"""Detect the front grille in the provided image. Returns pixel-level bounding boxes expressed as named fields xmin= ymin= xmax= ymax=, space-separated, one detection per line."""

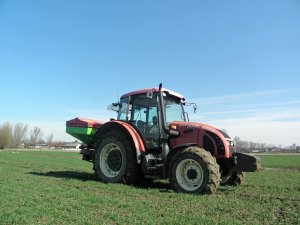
xmin=206 ymin=131 xmax=225 ymax=155
xmin=203 ymin=135 xmax=214 ymax=154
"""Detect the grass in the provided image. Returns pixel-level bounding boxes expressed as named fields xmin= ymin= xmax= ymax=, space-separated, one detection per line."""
xmin=254 ymin=154 xmax=300 ymax=169
xmin=0 ymin=150 xmax=299 ymax=225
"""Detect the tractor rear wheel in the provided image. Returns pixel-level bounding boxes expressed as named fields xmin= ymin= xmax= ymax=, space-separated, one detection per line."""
xmin=94 ymin=132 xmax=138 ymax=184
xmin=169 ymin=146 xmax=220 ymax=194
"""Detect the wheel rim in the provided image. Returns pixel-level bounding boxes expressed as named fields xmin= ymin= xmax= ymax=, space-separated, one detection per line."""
xmin=175 ymin=159 xmax=204 ymax=191
xmin=100 ymin=143 xmax=123 ymax=178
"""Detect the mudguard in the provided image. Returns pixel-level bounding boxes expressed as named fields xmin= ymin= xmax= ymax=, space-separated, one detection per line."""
xmin=92 ymin=121 xmax=146 ymax=163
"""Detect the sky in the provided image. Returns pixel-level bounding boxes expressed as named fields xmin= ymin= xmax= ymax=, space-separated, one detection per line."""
xmin=0 ymin=0 xmax=299 ymax=146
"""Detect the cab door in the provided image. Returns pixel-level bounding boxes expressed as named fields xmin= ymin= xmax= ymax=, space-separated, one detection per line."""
xmin=130 ymin=93 xmax=160 ymax=149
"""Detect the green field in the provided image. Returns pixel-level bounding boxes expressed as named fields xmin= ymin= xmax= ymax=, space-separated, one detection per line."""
xmin=0 ymin=150 xmax=299 ymax=225
xmin=255 ymin=154 xmax=300 ymax=169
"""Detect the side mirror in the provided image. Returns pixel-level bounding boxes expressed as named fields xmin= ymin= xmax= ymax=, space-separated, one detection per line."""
xmin=107 ymin=103 xmax=120 ymax=112
xmin=193 ymin=104 xmax=197 ymax=113
xmin=184 ymin=102 xmax=198 ymax=113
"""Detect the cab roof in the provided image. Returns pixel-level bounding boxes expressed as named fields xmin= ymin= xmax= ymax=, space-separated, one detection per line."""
xmin=120 ymin=88 xmax=185 ymax=100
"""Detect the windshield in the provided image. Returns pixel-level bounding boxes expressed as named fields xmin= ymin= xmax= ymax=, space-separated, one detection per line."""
xmin=164 ymin=96 xmax=186 ymax=123
xmin=118 ymin=94 xmax=186 ymax=123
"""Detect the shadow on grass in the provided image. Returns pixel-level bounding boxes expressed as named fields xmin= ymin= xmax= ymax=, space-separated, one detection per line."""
xmin=28 ymin=171 xmax=95 ymax=182
xmin=135 ymin=179 xmax=173 ymax=193
xmin=28 ymin=171 xmax=173 ymax=192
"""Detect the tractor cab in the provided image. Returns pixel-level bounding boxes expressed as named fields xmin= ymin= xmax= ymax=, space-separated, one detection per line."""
xmin=114 ymin=87 xmax=186 ymax=150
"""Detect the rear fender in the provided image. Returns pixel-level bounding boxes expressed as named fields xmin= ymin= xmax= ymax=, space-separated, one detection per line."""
xmin=92 ymin=121 xmax=146 ymax=164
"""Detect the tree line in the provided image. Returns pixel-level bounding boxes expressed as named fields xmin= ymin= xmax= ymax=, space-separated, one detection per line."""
xmin=0 ymin=122 xmax=53 ymax=149
xmin=233 ymin=136 xmax=299 ymax=153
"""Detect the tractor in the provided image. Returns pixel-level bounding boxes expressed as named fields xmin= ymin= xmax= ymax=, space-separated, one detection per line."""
xmin=66 ymin=84 xmax=259 ymax=194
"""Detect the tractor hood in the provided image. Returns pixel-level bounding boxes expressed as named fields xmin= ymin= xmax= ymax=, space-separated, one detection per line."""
xmin=169 ymin=121 xmax=231 ymax=158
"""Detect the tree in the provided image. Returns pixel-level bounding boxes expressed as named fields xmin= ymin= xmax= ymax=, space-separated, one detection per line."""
xmin=29 ymin=126 xmax=43 ymax=147
xmin=233 ymin=136 xmax=250 ymax=152
xmin=46 ymin=133 xmax=54 ymax=148
xmin=0 ymin=122 xmax=13 ymax=149
xmin=13 ymin=123 xmax=28 ymax=148
xmin=249 ymin=141 xmax=256 ymax=150
xmin=233 ymin=136 xmax=240 ymax=146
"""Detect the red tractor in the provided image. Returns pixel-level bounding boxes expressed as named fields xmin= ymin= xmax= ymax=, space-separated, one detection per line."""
xmin=66 ymin=84 xmax=259 ymax=194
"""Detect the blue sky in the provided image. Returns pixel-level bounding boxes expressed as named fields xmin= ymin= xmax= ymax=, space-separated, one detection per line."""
xmin=0 ymin=0 xmax=299 ymax=145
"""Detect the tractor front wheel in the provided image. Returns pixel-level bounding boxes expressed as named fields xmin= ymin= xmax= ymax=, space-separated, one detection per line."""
xmin=221 ymin=172 xmax=245 ymax=186
xmin=169 ymin=147 xmax=220 ymax=194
